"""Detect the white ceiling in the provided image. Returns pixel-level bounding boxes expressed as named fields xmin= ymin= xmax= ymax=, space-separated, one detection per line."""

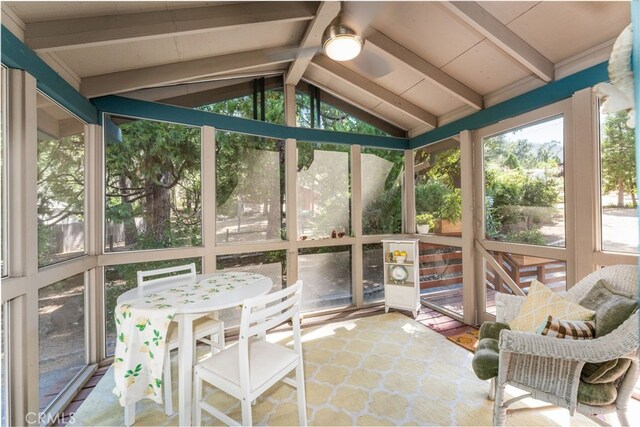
xmin=2 ymin=1 xmax=631 ymax=135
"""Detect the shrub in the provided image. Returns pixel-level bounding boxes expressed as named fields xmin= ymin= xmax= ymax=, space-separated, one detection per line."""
xmin=505 ymin=229 xmax=547 ymax=246
xmin=522 ymin=177 xmax=559 ymax=207
xmin=440 ymin=188 xmax=462 ymax=223
xmin=415 ymin=179 xmax=449 ymax=216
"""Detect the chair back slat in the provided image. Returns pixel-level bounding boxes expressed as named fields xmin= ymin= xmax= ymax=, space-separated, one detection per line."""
xmin=137 ymin=263 xmax=196 ymax=288
xmin=247 ymin=304 xmax=299 ymax=338
xmin=247 ymin=291 xmax=299 ymax=325
xmin=239 ymin=281 xmax=302 ymax=340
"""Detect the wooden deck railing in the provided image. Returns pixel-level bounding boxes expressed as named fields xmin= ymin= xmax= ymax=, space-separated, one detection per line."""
xmin=419 ymin=243 xmax=566 ymax=294
xmin=419 ymin=243 xmax=463 ymax=291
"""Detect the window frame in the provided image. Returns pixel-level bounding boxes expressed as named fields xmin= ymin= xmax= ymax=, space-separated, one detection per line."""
xmin=472 ymin=100 xmax=574 ymax=322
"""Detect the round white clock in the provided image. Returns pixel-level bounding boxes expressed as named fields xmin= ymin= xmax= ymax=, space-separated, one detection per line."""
xmin=390 ymin=265 xmax=408 ymax=283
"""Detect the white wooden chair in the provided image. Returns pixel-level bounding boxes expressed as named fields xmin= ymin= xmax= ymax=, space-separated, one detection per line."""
xmin=193 ymin=280 xmax=306 ymax=426
xmin=126 ymin=263 xmax=225 ymax=422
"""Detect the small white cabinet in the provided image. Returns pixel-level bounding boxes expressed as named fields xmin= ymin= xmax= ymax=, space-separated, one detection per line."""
xmin=382 ymin=239 xmax=421 ymax=318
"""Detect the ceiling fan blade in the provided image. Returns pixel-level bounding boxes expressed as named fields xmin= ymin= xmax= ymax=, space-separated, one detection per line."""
xmin=342 ymin=1 xmax=384 ymax=35
xmin=266 ymin=45 xmax=320 ymax=62
xmin=350 ymin=51 xmax=392 ymax=79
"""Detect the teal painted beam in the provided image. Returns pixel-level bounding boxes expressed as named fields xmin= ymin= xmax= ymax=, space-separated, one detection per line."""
xmin=1 ymin=25 xmax=98 ymax=124
xmin=91 ymin=95 xmax=409 ymax=149
xmin=409 ymin=61 xmax=609 ymax=149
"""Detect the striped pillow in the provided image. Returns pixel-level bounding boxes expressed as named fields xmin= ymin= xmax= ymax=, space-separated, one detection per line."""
xmin=536 ymin=315 xmax=595 ymax=339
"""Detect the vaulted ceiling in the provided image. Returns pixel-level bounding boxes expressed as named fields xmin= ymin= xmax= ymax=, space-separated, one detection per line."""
xmin=2 ymin=1 xmax=630 ymax=136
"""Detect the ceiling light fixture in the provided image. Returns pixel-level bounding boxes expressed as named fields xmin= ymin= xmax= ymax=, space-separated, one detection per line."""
xmin=323 ymin=24 xmax=363 ymax=62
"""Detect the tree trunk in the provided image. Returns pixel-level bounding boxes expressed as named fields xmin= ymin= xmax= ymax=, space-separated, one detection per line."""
xmin=144 ymin=172 xmax=171 ymax=244
xmin=119 ymin=175 xmax=138 ymax=247
xmin=632 ymin=191 xmax=637 ymax=208
xmin=617 ymin=179 xmax=625 ymax=207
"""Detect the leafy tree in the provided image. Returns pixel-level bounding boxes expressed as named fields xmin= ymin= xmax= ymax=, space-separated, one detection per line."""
xmin=601 ymin=111 xmax=637 ymax=207
xmin=37 ymin=133 xmax=85 ymax=264
xmin=201 ymin=90 xmax=286 ymax=241
xmin=415 ymin=147 xmax=462 ymax=226
xmin=361 ymin=147 xmax=404 ymax=234
xmin=105 ymin=119 xmax=202 ymax=250
xmin=296 ymin=92 xmax=388 ymax=136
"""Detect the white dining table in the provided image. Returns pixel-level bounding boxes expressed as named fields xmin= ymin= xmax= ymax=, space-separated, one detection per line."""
xmin=117 ymin=272 xmax=273 ymax=426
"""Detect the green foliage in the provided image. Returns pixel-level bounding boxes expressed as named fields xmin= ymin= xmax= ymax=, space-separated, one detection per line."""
xmin=416 ymin=213 xmax=435 ymax=228
xmin=362 ymin=147 xmax=404 ymax=235
xmin=414 ymin=147 xmax=462 ymax=225
xmin=416 ymin=179 xmax=450 ymax=216
xmin=362 ymin=185 xmax=402 ymax=234
xmin=296 ymin=92 xmax=388 ymax=136
xmin=441 ymin=188 xmax=462 ymax=223
xmin=482 ymin=127 xmax=563 ymax=246
xmin=105 ymin=118 xmax=202 ymax=250
xmin=37 ymin=132 xmax=85 ymax=264
xmin=522 ymin=177 xmax=559 ymax=207
xmin=600 ymin=111 xmax=637 ymax=207
xmin=504 ymin=229 xmax=547 ymax=246
xmin=504 ymin=152 xmax=520 ymax=170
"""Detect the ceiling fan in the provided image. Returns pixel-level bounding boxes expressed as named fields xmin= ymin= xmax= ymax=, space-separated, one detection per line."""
xmin=321 ymin=1 xmax=391 ymax=78
xmin=270 ymin=1 xmax=392 ymax=79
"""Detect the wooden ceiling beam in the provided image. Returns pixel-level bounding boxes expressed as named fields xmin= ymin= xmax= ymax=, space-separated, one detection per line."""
xmin=366 ymin=29 xmax=483 ymax=110
xmin=285 ymin=1 xmax=340 ymax=86
xmin=311 ymin=56 xmax=437 ymax=128
xmin=26 ymin=2 xmax=316 ymax=52
xmin=443 ymin=1 xmax=555 ymax=82
xmin=81 ymin=46 xmax=297 ymax=98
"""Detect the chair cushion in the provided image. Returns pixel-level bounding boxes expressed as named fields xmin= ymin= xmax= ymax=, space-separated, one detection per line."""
xmin=472 ymin=338 xmax=500 ymax=380
xmin=508 ymin=280 xmax=595 ymax=333
xmin=479 ymin=321 xmax=511 ymax=341
xmin=535 ymin=315 xmax=595 ymax=339
xmin=582 ymin=358 xmax=632 ymax=384
xmin=196 ymin=338 xmax=299 ymax=393
xmin=166 ymin=317 xmax=223 ymax=345
xmin=577 ymin=381 xmax=617 ymax=406
xmin=579 ymin=279 xmax=638 ymax=337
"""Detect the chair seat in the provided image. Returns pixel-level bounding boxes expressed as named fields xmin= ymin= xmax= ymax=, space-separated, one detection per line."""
xmin=197 ymin=339 xmax=298 ymax=393
xmin=167 ymin=317 xmax=223 ymax=345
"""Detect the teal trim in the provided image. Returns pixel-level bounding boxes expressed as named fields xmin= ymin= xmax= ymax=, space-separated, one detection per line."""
xmin=91 ymin=95 xmax=409 ymax=149
xmin=409 ymin=61 xmax=609 ymax=149
xmin=1 ymin=25 xmax=98 ymax=124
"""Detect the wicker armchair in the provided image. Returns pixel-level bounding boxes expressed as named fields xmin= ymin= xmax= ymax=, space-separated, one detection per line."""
xmin=491 ymin=265 xmax=639 ymax=427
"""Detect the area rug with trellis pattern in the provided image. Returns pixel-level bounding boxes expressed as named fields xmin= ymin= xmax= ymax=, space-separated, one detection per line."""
xmin=73 ymin=312 xmax=604 ymax=426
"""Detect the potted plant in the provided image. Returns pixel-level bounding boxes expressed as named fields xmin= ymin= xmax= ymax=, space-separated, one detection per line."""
xmin=416 ymin=213 xmax=435 ymax=234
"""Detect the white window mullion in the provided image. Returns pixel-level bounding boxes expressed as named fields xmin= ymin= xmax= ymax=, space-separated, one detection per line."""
xmin=351 ymin=145 xmax=363 ymax=308
xmin=202 ymin=126 xmax=216 ymax=273
xmin=7 ymin=69 xmax=40 ymax=423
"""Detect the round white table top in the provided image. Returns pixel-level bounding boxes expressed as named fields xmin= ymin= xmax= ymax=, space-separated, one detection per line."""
xmin=116 ymin=272 xmax=273 ymax=314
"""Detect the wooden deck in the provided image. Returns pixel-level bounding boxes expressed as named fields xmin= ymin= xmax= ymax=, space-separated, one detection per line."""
xmin=53 ymin=304 xmax=471 ymax=425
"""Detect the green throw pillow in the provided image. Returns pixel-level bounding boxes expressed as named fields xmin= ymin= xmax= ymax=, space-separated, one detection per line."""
xmin=479 ymin=321 xmax=511 ymax=341
xmin=582 ymin=358 xmax=632 ymax=384
xmin=472 ymin=338 xmax=500 ymax=381
xmin=577 ymin=381 xmax=617 ymax=405
xmin=579 ymin=279 xmax=638 ymax=337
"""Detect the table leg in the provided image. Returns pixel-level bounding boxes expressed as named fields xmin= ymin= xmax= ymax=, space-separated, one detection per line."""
xmin=178 ymin=314 xmax=194 ymax=426
xmin=124 ymin=403 xmax=135 ymax=426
